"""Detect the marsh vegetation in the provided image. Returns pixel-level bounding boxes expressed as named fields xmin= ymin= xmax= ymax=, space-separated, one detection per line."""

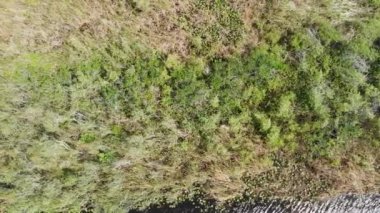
xmin=0 ymin=0 xmax=379 ymax=212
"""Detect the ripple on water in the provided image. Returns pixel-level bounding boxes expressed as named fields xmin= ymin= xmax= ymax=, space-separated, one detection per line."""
xmin=130 ymin=194 xmax=380 ymax=213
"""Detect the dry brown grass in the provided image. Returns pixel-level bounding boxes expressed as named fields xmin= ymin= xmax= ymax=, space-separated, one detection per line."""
xmin=0 ymin=0 xmax=265 ymax=59
xmin=313 ymin=142 xmax=380 ymax=199
xmin=0 ymin=0 xmax=371 ymax=58
xmin=128 ymin=0 xmax=192 ymax=56
xmin=0 ymin=0 xmax=123 ymax=56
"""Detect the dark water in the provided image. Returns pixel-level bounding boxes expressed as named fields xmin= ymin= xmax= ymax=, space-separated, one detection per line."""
xmin=130 ymin=194 xmax=380 ymax=213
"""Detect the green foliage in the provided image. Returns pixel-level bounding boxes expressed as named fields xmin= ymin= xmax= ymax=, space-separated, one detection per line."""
xmin=267 ymin=125 xmax=284 ymax=150
xmin=111 ymin=124 xmax=123 ymax=137
xmin=80 ymin=132 xmax=96 ymax=143
xmin=314 ymin=19 xmax=342 ymax=44
xmin=180 ymin=0 xmax=245 ymax=56
xmin=165 ymin=54 xmax=182 ymax=70
xmin=253 ymin=113 xmax=272 ymax=132
xmin=368 ymin=0 xmax=380 ymax=7
xmin=276 ymin=93 xmax=296 ymax=118
xmin=98 ymin=151 xmax=115 ymax=164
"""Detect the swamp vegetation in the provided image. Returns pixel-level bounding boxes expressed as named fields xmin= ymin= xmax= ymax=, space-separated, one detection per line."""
xmin=0 ymin=0 xmax=379 ymax=212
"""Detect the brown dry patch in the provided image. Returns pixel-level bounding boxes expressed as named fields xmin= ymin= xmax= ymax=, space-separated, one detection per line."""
xmin=128 ymin=0 xmax=192 ymax=57
xmin=0 ymin=0 xmax=363 ymax=59
xmin=231 ymin=140 xmax=379 ymax=201
xmin=228 ymin=0 xmax=265 ymax=44
xmin=0 ymin=0 xmax=265 ymax=59
xmin=0 ymin=0 xmax=182 ymax=57
xmin=310 ymin=142 xmax=380 ymax=199
xmin=208 ymin=168 xmax=244 ymax=201
xmin=0 ymin=0 xmax=127 ymax=57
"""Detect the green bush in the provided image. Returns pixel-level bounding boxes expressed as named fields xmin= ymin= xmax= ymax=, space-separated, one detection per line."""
xmin=98 ymin=151 xmax=115 ymax=164
xmin=80 ymin=132 xmax=96 ymax=143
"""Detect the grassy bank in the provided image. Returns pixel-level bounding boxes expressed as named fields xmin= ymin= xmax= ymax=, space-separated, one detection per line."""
xmin=0 ymin=0 xmax=379 ymax=212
